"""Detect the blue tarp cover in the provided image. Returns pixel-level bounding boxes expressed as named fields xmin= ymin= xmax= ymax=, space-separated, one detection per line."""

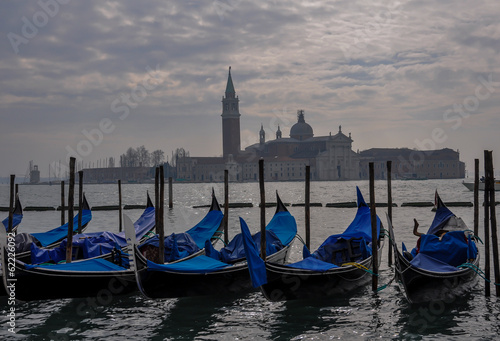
xmin=30 ymin=207 xmax=154 ymax=264
xmin=185 ymin=210 xmax=224 ymax=249
xmin=140 ymin=232 xmax=200 ymax=262
xmin=31 ymin=209 xmax=93 ymax=247
xmin=2 ymin=213 xmax=23 ymax=231
xmin=285 ymin=257 xmax=339 ymax=271
xmin=205 ymin=230 xmax=284 ymax=264
xmin=205 ymin=210 xmax=296 ymax=264
xmin=312 ymin=187 xmax=378 ymax=262
xmin=427 ymin=202 xmax=455 ymax=235
xmin=146 ymin=255 xmax=230 ymax=273
xmin=409 ymin=253 xmax=460 ymax=272
xmin=277 ymin=187 xmax=379 ymax=272
xmin=25 ymin=258 xmax=127 ymax=272
xmin=240 ymin=217 xmax=267 ymax=287
xmin=410 ymin=231 xmax=478 ymax=271
xmin=266 ymin=211 xmax=297 ymax=246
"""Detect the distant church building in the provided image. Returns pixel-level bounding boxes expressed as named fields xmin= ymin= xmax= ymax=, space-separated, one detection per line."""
xmin=176 ymin=68 xmax=465 ymax=182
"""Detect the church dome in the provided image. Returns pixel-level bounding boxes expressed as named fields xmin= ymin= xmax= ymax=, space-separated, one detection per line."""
xmin=290 ymin=110 xmax=313 ymax=140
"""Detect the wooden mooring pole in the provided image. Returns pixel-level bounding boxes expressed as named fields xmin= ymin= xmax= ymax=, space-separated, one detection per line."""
xmin=369 ymin=162 xmax=379 ymax=291
xmin=60 ymin=181 xmax=65 ymax=225
xmin=259 ymin=159 xmax=266 ymax=260
xmin=474 ymin=159 xmax=479 ymax=236
xmin=387 ymin=161 xmax=393 ymax=267
xmin=483 ymin=151 xmax=491 ymax=296
xmin=65 ymin=157 xmax=75 ymax=263
xmin=305 ymin=165 xmax=311 ymax=251
xmin=7 ymin=175 xmax=14 ymax=233
xmin=168 ymin=177 xmax=173 ymax=209
xmin=77 ymin=171 xmax=83 ymax=234
xmin=159 ymin=166 xmax=165 ymax=264
xmin=223 ymin=169 xmax=229 ymax=245
xmin=485 ymin=151 xmax=499 ymax=296
xmin=118 ymin=179 xmax=123 ymax=232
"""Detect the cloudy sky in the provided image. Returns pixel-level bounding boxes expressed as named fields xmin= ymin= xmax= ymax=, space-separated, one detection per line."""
xmin=1 ymin=0 xmax=499 ymax=179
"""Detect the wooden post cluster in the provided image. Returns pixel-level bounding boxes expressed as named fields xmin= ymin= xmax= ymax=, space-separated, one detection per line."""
xmin=154 ymin=167 xmax=165 ymax=264
xmin=483 ymin=152 xmax=491 ymax=296
xmin=369 ymin=162 xmax=379 ymax=291
xmin=65 ymin=157 xmax=75 ymax=263
xmin=484 ymin=151 xmax=499 ymax=296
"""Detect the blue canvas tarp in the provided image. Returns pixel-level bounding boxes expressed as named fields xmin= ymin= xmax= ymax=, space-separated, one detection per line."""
xmin=240 ymin=217 xmax=267 ymax=287
xmin=276 ymin=187 xmax=379 ymax=272
xmin=409 ymin=253 xmax=460 ymax=272
xmin=265 ymin=211 xmax=297 ymax=246
xmin=25 ymin=257 xmax=127 ymax=272
xmin=31 ymin=209 xmax=92 ymax=247
xmin=205 ymin=230 xmax=284 ymax=264
xmin=147 ymin=255 xmax=230 ymax=273
xmin=285 ymin=257 xmax=339 ymax=271
xmin=426 ymin=199 xmax=455 ymax=235
xmin=2 ymin=213 xmax=23 ymax=231
xmin=140 ymin=232 xmax=201 ymax=263
xmin=205 ymin=209 xmax=296 ymax=264
xmin=312 ymin=187 xmax=378 ymax=263
xmin=410 ymin=231 xmax=478 ymax=271
xmin=30 ymin=206 xmax=154 ymax=264
xmin=185 ymin=210 xmax=224 ymax=249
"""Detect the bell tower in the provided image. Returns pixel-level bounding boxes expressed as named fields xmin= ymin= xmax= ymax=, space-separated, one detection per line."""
xmin=221 ymin=67 xmax=241 ymax=159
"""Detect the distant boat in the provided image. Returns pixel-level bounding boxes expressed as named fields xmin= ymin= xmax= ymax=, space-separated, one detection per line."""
xmin=462 ymin=181 xmax=500 ymax=191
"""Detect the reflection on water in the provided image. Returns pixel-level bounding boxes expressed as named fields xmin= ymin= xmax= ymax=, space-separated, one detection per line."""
xmin=1 ymin=179 xmax=499 ymax=339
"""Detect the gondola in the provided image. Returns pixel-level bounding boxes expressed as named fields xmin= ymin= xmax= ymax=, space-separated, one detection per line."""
xmin=127 ymin=192 xmax=297 ymax=299
xmin=2 ymin=194 xmax=23 ymax=233
xmin=27 ymin=193 xmax=155 ymax=265
xmin=241 ymin=186 xmax=383 ymax=301
xmin=387 ymin=191 xmax=480 ymax=304
xmin=1 ymin=192 xmax=223 ymax=301
xmin=14 ymin=194 xmax=92 ymax=263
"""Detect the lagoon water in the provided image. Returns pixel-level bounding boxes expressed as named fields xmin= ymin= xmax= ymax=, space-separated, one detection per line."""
xmin=1 ymin=179 xmax=499 ymax=340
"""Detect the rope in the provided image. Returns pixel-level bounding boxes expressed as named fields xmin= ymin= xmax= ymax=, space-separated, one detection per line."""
xmin=341 ymin=262 xmax=379 ymax=276
xmin=464 ymin=229 xmax=483 ymax=244
xmin=377 ymin=274 xmax=396 ymax=292
xmin=458 ymin=263 xmax=500 ymax=286
xmin=211 ymin=236 xmax=227 ymax=246
xmin=295 ymin=234 xmax=307 ymax=246
xmin=380 ymin=228 xmax=393 ymax=243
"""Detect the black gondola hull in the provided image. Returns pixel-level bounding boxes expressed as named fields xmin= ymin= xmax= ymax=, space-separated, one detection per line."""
xmin=394 ymin=250 xmax=479 ymax=304
xmin=10 ymin=261 xmax=137 ymax=301
xmin=136 ymin=244 xmax=293 ymax=299
xmin=260 ymin=241 xmax=383 ymax=301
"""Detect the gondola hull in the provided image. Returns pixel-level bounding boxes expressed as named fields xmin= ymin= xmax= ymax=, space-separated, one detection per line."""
xmin=260 ymin=241 xmax=384 ymax=301
xmin=393 ymin=249 xmax=479 ymax=304
xmin=9 ymin=261 xmax=137 ymax=301
xmin=136 ymin=243 xmax=294 ymax=299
